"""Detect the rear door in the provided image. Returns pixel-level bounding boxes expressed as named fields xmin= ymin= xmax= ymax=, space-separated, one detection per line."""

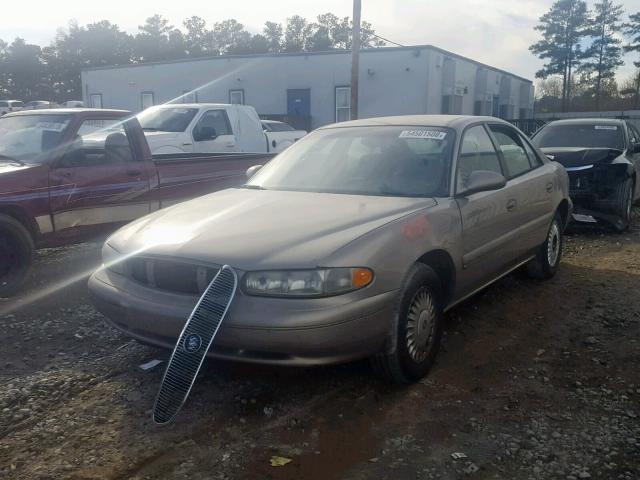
xmin=487 ymin=123 xmax=556 ymax=258
xmin=48 ymin=117 xmax=153 ymax=239
xmin=454 ymin=124 xmax=518 ymax=295
xmin=192 ymin=109 xmax=239 ymax=153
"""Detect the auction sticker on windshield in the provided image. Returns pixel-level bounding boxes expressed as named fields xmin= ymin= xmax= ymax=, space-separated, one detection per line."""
xmin=594 ymin=125 xmax=617 ymax=130
xmin=399 ymin=130 xmax=447 ymax=140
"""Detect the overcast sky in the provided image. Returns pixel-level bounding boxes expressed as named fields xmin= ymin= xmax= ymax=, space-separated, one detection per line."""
xmin=3 ymin=0 xmax=640 ymax=81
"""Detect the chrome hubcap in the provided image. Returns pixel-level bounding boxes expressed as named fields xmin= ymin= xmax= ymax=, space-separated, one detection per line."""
xmin=406 ymin=287 xmax=436 ymax=363
xmin=547 ymin=222 xmax=560 ymax=266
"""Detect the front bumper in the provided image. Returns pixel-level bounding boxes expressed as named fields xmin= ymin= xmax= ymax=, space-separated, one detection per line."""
xmin=89 ymin=268 xmax=397 ymax=366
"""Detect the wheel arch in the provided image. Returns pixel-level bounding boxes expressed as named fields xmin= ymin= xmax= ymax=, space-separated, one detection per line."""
xmin=556 ymin=198 xmax=571 ymax=231
xmin=0 ymin=205 xmax=38 ymax=241
xmin=415 ymin=249 xmax=456 ymax=307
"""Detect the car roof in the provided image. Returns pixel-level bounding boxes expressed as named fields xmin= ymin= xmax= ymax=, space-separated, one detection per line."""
xmin=5 ymin=108 xmax=131 ymax=117
xmin=318 ymin=115 xmax=511 ymax=130
xmin=544 ymin=118 xmax=625 ymax=126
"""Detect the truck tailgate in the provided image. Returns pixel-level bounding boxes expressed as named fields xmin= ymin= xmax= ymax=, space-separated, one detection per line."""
xmin=152 ymin=152 xmax=275 ymax=207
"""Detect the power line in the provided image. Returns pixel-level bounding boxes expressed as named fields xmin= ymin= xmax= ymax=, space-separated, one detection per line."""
xmin=368 ymin=32 xmax=406 ymax=48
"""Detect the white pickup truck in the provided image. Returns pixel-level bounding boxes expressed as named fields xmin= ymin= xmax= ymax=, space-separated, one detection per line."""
xmin=138 ymin=104 xmax=306 ymax=154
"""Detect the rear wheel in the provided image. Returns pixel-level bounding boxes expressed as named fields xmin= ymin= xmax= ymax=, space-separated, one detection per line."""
xmin=0 ymin=214 xmax=34 ymax=297
xmin=612 ymin=178 xmax=634 ymax=232
xmin=526 ymin=213 xmax=563 ymax=280
xmin=370 ymin=264 xmax=444 ymax=384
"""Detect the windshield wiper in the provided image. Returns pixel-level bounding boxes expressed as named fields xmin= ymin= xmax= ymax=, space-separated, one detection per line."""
xmin=0 ymin=154 xmax=25 ymax=166
xmin=142 ymin=127 xmax=160 ymax=131
xmin=240 ymin=184 xmax=266 ymax=190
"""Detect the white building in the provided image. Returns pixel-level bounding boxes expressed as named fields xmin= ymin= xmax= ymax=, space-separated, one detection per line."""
xmin=81 ymin=45 xmax=533 ymax=130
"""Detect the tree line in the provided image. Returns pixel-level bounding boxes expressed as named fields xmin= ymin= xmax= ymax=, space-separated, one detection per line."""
xmin=530 ymin=0 xmax=640 ymax=113
xmin=0 ymin=13 xmax=385 ymax=102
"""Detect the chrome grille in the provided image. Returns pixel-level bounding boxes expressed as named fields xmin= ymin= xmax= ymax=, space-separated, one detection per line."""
xmin=153 ymin=265 xmax=237 ymax=425
xmin=125 ymin=257 xmax=219 ymax=295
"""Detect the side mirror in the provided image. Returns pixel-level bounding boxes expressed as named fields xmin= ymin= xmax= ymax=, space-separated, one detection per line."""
xmin=461 ymin=170 xmax=506 ymax=195
xmin=632 ymin=142 xmax=640 ymax=154
xmin=194 ymin=126 xmax=217 ymax=142
xmin=246 ymin=164 xmax=263 ymax=179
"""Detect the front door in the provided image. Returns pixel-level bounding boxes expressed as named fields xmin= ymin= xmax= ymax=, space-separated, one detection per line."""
xmin=454 ymin=124 xmax=517 ymax=297
xmin=192 ymin=109 xmax=238 ymax=153
xmin=48 ymin=118 xmax=153 ymax=240
xmin=287 ymin=89 xmax=311 ymax=119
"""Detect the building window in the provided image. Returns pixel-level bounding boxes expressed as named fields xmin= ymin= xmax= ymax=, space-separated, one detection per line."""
xmin=141 ymin=92 xmax=154 ymax=110
xmin=89 ymin=94 xmax=103 ymax=109
xmin=182 ymin=90 xmax=198 ymax=103
xmin=335 ymin=86 xmax=351 ymax=122
xmin=229 ymin=90 xmax=245 ymax=105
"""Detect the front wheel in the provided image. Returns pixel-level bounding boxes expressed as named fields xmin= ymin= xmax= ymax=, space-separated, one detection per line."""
xmin=612 ymin=178 xmax=634 ymax=232
xmin=370 ymin=264 xmax=444 ymax=384
xmin=0 ymin=214 xmax=34 ymax=297
xmin=526 ymin=213 xmax=563 ymax=280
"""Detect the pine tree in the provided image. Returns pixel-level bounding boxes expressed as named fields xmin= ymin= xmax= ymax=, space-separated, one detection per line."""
xmin=530 ymin=0 xmax=590 ymax=112
xmin=580 ymin=0 xmax=624 ymax=110
xmin=624 ymin=11 xmax=640 ymax=108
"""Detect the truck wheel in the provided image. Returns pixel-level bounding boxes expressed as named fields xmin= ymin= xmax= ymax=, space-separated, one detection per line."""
xmin=526 ymin=213 xmax=562 ymax=280
xmin=370 ymin=264 xmax=444 ymax=384
xmin=612 ymin=178 xmax=633 ymax=232
xmin=0 ymin=214 xmax=34 ymax=297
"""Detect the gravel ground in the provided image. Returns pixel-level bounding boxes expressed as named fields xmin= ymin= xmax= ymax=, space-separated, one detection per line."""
xmin=0 ymin=214 xmax=639 ymax=480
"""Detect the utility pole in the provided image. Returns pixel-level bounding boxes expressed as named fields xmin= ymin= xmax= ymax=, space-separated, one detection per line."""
xmin=351 ymin=0 xmax=361 ymax=120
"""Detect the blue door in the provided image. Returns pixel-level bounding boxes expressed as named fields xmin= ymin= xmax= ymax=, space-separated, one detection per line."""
xmin=287 ymin=89 xmax=311 ymax=117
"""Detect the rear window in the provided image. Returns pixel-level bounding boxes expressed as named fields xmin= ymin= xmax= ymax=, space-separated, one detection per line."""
xmin=267 ymin=122 xmax=295 ymax=132
xmin=532 ymin=123 xmax=625 ymax=150
xmin=137 ymin=107 xmax=199 ymax=133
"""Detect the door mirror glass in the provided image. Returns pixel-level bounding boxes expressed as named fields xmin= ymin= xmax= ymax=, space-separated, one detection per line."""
xmin=194 ymin=126 xmax=217 ymax=142
xmin=461 ymin=170 xmax=506 ymax=195
xmin=246 ymin=164 xmax=263 ymax=179
xmin=633 ymin=142 xmax=640 ymax=154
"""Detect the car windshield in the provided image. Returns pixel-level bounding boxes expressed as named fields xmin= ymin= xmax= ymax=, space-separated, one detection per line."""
xmin=138 ymin=107 xmax=199 ymax=132
xmin=247 ymin=126 xmax=454 ymax=197
xmin=0 ymin=114 xmax=71 ymax=163
xmin=532 ymin=123 xmax=625 ymax=150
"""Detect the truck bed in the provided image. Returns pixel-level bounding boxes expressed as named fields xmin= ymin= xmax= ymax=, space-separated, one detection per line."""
xmin=152 ymin=152 xmax=275 ymax=208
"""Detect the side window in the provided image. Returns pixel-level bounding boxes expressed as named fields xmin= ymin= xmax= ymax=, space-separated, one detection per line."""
xmin=193 ymin=110 xmax=232 ymax=141
xmin=457 ymin=125 xmax=503 ymax=192
xmin=489 ymin=125 xmax=532 ymax=178
xmin=62 ymin=119 xmax=134 ymax=167
xmin=518 ymin=133 xmax=542 ymax=167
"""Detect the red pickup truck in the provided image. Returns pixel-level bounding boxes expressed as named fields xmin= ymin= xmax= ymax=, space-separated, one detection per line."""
xmin=0 ymin=109 xmax=274 ymax=295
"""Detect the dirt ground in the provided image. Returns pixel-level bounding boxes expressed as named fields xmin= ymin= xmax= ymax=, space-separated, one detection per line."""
xmin=1 ymin=214 xmax=639 ymax=480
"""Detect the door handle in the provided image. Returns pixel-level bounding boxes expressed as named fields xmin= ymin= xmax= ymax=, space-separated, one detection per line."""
xmin=546 ymin=182 xmax=554 ymax=193
xmin=182 ymin=142 xmax=193 ymax=146
xmin=225 ymin=142 xmax=236 ymax=148
xmin=126 ymin=169 xmax=142 ymax=177
xmin=506 ymin=199 xmax=517 ymax=212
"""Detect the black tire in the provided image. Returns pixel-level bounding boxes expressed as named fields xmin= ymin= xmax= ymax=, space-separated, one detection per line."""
xmin=370 ymin=264 xmax=444 ymax=384
xmin=526 ymin=213 xmax=563 ymax=280
xmin=0 ymin=214 xmax=34 ymax=297
xmin=611 ymin=178 xmax=634 ymax=232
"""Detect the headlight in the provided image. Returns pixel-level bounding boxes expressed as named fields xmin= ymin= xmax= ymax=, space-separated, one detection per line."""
xmin=243 ymin=268 xmax=374 ymax=297
xmin=102 ymin=243 xmax=126 ymax=275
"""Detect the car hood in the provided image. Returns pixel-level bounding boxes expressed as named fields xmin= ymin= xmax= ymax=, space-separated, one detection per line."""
xmin=0 ymin=161 xmax=42 ymax=195
xmin=540 ymin=147 xmax=624 ymax=169
xmin=108 ymin=188 xmax=437 ymax=270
